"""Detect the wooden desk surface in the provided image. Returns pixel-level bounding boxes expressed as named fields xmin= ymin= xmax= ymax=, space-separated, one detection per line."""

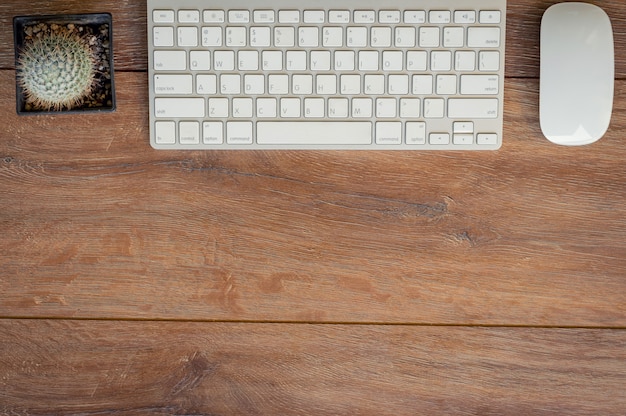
xmin=1 ymin=1 xmax=624 ymax=414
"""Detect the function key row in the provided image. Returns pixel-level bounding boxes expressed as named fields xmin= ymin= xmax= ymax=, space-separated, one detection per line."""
xmin=153 ymin=9 xmax=501 ymax=25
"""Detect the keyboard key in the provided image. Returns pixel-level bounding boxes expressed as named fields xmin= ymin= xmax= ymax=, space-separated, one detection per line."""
xmin=329 ymin=10 xmax=350 ymax=23
xmin=208 ymin=98 xmax=229 ymax=117
xmin=154 ymin=74 xmax=192 ymax=95
xmin=244 ymin=74 xmax=264 ymax=94
xmin=263 ymin=50 xmax=283 ymax=70
xmin=268 ymin=74 xmax=288 ymax=94
xmin=287 ymin=51 xmax=307 ymax=70
xmin=274 ymin=27 xmax=295 ymax=47
xmin=335 ymin=51 xmax=355 ymax=71
xmin=468 ymin=27 xmax=501 ymax=47
xmin=364 ymin=74 xmax=385 ymax=94
xmin=233 ymin=98 xmax=253 ymax=117
xmin=479 ymin=51 xmax=500 ymax=71
xmin=436 ymin=74 xmax=457 ymax=95
xmin=328 ymin=98 xmax=349 ymax=118
xmin=177 ymin=27 xmax=198 ymax=47
xmin=304 ymin=10 xmax=325 ymax=23
xmin=454 ymin=11 xmax=476 ymax=24
xmin=214 ymin=51 xmax=235 ymax=70
xmin=299 ymin=27 xmax=319 ymax=47
xmin=323 ymin=27 xmax=343 ymax=47
xmin=455 ymin=51 xmax=476 ymax=71
xmin=429 ymin=11 xmax=451 ymax=24
xmin=352 ymin=98 xmax=373 ymax=117
xmin=376 ymin=98 xmax=397 ymax=118
xmin=395 ymin=27 xmax=416 ymax=47
xmin=178 ymin=10 xmax=200 ymax=23
xmin=454 ymin=122 xmax=474 ymax=133
xmin=359 ymin=51 xmax=379 ymax=71
xmin=226 ymin=27 xmax=247 ymax=47
xmin=202 ymin=27 xmax=222 ymax=47
xmin=279 ymin=10 xmax=300 ymax=23
xmin=153 ymin=50 xmax=186 ymax=70
xmin=404 ymin=10 xmax=426 ymax=24
xmin=382 ymin=51 xmax=403 ymax=71
xmin=280 ymin=98 xmax=301 ymax=118
xmin=431 ymin=51 xmax=452 ymax=71
xmin=424 ymin=98 xmax=445 ymax=118
xmin=448 ymin=99 xmax=499 ymax=118
xmin=460 ymin=75 xmax=499 ymax=95
xmin=227 ymin=122 xmax=253 ymax=144
xmin=179 ymin=121 xmax=200 ymax=144
xmin=400 ymin=99 xmax=420 ymax=117
xmin=155 ymin=121 xmax=176 ymax=144
xmin=250 ymin=27 xmax=271 ymax=47
xmin=203 ymin=122 xmax=224 ymax=144
xmin=480 ymin=11 xmax=501 ymax=24
xmin=371 ymin=27 xmax=392 ymax=47
xmin=376 ymin=122 xmax=402 ymax=144
xmin=453 ymin=134 xmax=474 ymax=145
xmin=347 ymin=27 xmax=368 ymax=47
xmin=419 ymin=27 xmax=440 ymax=47
xmin=257 ymin=98 xmax=277 ymax=117
xmin=406 ymin=122 xmax=426 ymax=144
xmin=412 ymin=75 xmax=433 ymax=95
xmin=190 ymin=51 xmax=211 ymax=70
xmin=477 ymin=133 xmax=499 ymax=145
xmin=257 ymin=122 xmax=372 ymax=145
xmin=153 ymin=10 xmax=174 ymax=23
xmin=340 ymin=74 xmax=360 ymax=94
xmin=203 ymin=10 xmax=225 ymax=23
xmin=444 ymin=27 xmax=464 ymax=48
xmin=305 ymin=98 xmax=325 ymax=118
xmin=292 ymin=74 xmax=312 ymax=95
xmin=238 ymin=50 xmax=259 ymax=71
xmin=155 ymin=98 xmax=205 ymax=118
xmin=354 ymin=10 xmax=375 ymax=23
xmin=228 ymin=10 xmax=250 ymax=23
xmin=253 ymin=10 xmax=275 ymax=23
xmin=379 ymin=11 xmax=401 ymax=24
xmin=389 ymin=75 xmax=409 ymax=95
xmin=153 ymin=27 xmax=174 ymax=47
xmin=197 ymin=74 xmax=217 ymax=94
xmin=430 ymin=133 xmax=450 ymax=145
xmin=311 ymin=51 xmax=331 ymax=70
xmin=317 ymin=74 xmax=337 ymax=94
xmin=407 ymin=51 xmax=428 ymax=71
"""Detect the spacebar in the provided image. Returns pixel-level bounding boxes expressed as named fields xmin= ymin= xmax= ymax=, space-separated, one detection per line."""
xmin=257 ymin=122 xmax=372 ymax=145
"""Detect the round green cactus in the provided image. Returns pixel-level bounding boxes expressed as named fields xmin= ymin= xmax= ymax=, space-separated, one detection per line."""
xmin=17 ymin=31 xmax=97 ymax=111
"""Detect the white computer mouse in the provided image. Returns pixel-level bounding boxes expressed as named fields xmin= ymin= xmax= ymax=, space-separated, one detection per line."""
xmin=540 ymin=2 xmax=614 ymax=146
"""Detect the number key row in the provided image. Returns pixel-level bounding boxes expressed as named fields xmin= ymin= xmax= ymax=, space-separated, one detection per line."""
xmin=153 ymin=25 xmax=501 ymax=49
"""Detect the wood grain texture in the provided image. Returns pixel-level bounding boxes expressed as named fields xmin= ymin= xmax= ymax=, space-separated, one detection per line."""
xmin=1 ymin=73 xmax=625 ymax=325
xmin=0 ymin=1 xmax=625 ymax=413
xmin=1 ymin=320 xmax=625 ymax=415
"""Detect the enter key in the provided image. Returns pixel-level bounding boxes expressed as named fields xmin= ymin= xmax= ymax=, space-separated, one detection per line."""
xmin=460 ymin=75 xmax=500 ymax=95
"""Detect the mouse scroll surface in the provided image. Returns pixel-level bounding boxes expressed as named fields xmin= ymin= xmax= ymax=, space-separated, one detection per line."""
xmin=540 ymin=3 xmax=614 ymax=146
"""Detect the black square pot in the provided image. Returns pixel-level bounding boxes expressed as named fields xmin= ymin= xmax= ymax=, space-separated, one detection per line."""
xmin=13 ymin=13 xmax=116 ymax=114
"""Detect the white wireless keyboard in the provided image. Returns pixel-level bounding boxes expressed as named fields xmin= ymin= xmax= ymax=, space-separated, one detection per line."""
xmin=148 ymin=0 xmax=506 ymax=150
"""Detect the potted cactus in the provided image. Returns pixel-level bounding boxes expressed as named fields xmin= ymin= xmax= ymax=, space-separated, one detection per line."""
xmin=13 ymin=13 xmax=115 ymax=114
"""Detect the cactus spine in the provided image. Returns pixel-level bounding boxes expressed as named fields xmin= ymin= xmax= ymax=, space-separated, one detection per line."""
xmin=17 ymin=30 xmax=97 ymax=111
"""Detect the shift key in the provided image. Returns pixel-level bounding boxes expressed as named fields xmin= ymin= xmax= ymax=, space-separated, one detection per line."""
xmin=155 ymin=98 xmax=205 ymax=118
xmin=448 ymin=98 xmax=498 ymax=119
